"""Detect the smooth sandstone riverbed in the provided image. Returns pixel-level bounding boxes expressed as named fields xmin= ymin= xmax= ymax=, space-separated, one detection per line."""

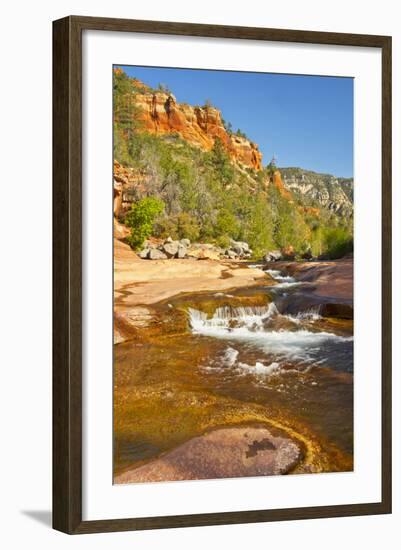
xmin=114 ymin=239 xmax=267 ymax=307
xmin=113 ymin=239 xmax=354 ymax=482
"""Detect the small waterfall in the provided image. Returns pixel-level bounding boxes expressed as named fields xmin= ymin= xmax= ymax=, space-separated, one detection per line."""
xmin=188 ymin=299 xmax=352 ymax=364
xmin=285 ymin=305 xmax=323 ymax=323
xmin=188 ymin=303 xmax=278 ymax=332
xmin=265 ymin=269 xmax=296 ymax=283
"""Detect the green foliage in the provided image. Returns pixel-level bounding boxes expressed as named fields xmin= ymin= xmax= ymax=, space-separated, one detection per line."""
xmin=206 ymin=138 xmax=235 ymax=186
xmin=235 ymin=128 xmax=248 ymax=139
xmin=214 ymin=209 xmax=240 ymax=241
xmin=113 ymin=69 xmax=143 ymax=165
xmin=155 ymin=212 xmax=200 ymax=242
xmin=241 ymin=193 xmax=276 ymax=258
xmin=322 ymin=226 xmax=353 ymax=259
xmin=221 ymin=118 xmax=233 ymax=134
xmin=125 ymin=197 xmax=165 ymax=250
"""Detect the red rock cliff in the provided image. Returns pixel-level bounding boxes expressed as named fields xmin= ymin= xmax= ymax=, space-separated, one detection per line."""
xmin=132 ymin=84 xmax=263 ymax=170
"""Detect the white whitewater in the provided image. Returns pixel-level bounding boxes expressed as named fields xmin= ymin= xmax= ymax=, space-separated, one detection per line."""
xmin=188 ymin=304 xmax=351 ymax=350
xmin=188 ymin=289 xmax=352 ymax=373
xmin=188 ymin=303 xmax=278 ymax=331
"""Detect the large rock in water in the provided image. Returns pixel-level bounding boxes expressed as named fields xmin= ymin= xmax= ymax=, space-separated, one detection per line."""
xmin=114 ymin=425 xmax=302 ymax=483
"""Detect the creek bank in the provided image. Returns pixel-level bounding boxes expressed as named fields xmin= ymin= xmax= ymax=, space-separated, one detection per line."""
xmin=138 ymin=236 xmax=253 ymax=261
xmin=264 ymin=258 xmax=353 ymax=320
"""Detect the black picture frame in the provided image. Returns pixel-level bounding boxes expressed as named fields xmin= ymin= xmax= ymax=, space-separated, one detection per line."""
xmin=53 ymin=15 xmax=392 ymax=534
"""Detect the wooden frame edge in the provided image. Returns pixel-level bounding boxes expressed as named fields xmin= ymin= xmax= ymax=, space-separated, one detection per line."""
xmin=52 ymin=15 xmax=392 ymax=534
xmin=53 ymin=16 xmax=82 ymax=534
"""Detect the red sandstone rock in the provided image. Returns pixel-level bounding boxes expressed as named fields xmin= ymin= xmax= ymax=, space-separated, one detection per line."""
xmin=133 ymin=87 xmax=262 ymax=170
xmin=114 ymin=425 xmax=302 ymax=483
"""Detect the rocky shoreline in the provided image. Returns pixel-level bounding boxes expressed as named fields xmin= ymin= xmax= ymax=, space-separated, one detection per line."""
xmin=138 ymin=236 xmax=254 ymax=261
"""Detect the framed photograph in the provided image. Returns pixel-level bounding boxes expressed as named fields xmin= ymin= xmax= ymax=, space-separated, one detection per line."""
xmin=53 ymin=16 xmax=392 ymax=534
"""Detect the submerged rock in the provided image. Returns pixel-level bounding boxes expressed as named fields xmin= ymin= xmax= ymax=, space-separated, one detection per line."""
xmin=114 ymin=425 xmax=302 ymax=483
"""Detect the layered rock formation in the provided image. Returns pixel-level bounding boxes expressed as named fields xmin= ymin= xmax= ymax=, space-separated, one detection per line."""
xmin=280 ymin=167 xmax=353 ymax=216
xmin=113 ymin=160 xmax=150 ymax=218
xmin=132 ymin=84 xmax=262 ymax=170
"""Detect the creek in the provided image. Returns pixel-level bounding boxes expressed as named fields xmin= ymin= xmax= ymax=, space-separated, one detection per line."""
xmin=114 ymin=264 xmax=353 ymax=478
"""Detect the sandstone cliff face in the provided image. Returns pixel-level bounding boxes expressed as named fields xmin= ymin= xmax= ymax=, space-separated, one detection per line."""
xmin=133 ymin=89 xmax=262 ymax=170
xmin=114 ymin=160 xmax=150 ymax=217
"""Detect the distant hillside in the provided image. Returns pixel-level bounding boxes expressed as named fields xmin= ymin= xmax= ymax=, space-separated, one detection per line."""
xmin=279 ymin=167 xmax=353 ymax=217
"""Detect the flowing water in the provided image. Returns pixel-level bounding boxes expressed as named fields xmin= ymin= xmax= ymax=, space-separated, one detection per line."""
xmin=114 ymin=265 xmax=354 ymax=476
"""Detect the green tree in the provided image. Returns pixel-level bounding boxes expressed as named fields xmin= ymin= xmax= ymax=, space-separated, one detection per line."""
xmin=113 ymin=69 xmax=143 ymax=164
xmin=241 ymin=193 xmax=275 ymax=258
xmin=155 ymin=212 xmax=200 ymax=241
xmin=125 ymin=197 xmax=165 ymax=250
xmin=215 ymin=209 xmax=240 ymax=241
xmin=323 ymin=226 xmax=353 ymax=259
xmin=207 ymin=138 xmax=234 ymax=186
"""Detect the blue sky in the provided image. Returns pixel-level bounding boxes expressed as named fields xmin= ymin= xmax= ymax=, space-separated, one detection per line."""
xmin=117 ymin=65 xmax=353 ymax=178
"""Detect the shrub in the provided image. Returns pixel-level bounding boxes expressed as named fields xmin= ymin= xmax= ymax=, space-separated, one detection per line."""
xmin=154 ymin=212 xmax=200 ymax=242
xmin=323 ymin=227 xmax=353 ymax=259
xmin=214 ymin=209 xmax=239 ymax=240
xmin=125 ymin=197 xmax=165 ymax=250
xmin=215 ymin=235 xmax=231 ymax=249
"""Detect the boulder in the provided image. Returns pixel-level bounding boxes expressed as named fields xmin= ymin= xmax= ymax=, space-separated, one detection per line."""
xmin=165 ymin=236 xmax=173 ymax=243
xmin=138 ymin=248 xmax=150 ymax=259
xmin=187 ymin=246 xmax=221 ymax=260
xmin=282 ymin=246 xmax=296 ymax=260
xmin=227 ymin=250 xmax=238 ymax=259
xmin=232 ymin=245 xmax=244 ymax=256
xmin=180 ymin=238 xmax=191 ymax=247
xmin=239 ymin=241 xmax=250 ymax=252
xmin=264 ymin=250 xmax=282 ymax=262
xmin=143 ymin=239 xmax=158 ymax=249
xmin=301 ymin=247 xmax=313 ymax=260
xmin=162 ymin=241 xmax=180 ymax=258
xmin=149 ymin=248 xmax=168 ymax=260
xmin=227 ymin=240 xmax=251 ymax=258
xmin=177 ymin=244 xmax=187 ymax=258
